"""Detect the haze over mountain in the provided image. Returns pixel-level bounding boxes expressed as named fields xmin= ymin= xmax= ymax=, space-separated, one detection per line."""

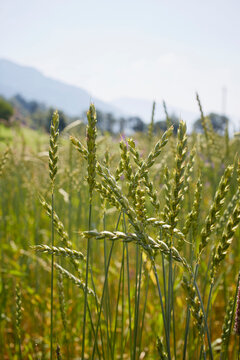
xmin=1 ymin=58 xmax=238 ymax=132
xmin=0 ymin=58 xmax=122 ymax=117
xmin=0 ymin=58 xmax=199 ymax=127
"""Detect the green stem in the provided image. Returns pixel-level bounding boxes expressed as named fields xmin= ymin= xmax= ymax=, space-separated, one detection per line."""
xmin=68 ymin=143 xmax=72 ymax=238
xmin=206 ymin=283 xmax=214 ymax=321
xmin=202 ymin=256 xmax=212 ymax=303
xmin=89 ymin=264 xmax=106 ymax=359
xmin=112 ymin=250 xmax=124 ymax=358
xmin=133 ymin=244 xmax=140 ymax=360
xmin=182 ymin=263 xmax=199 ymax=358
xmin=199 ymin=282 xmax=214 ymax=358
xmin=153 ymin=262 xmax=171 ymax=360
xmin=18 ymin=337 xmax=22 ymax=360
xmin=183 ymin=306 xmax=191 ymax=360
xmin=123 ymin=213 xmax=132 ymax=359
xmin=172 ymin=267 xmax=177 ymax=360
xmin=50 ymin=191 xmax=54 ymax=360
xmin=103 ymin=212 xmax=111 ymax=359
xmin=126 ymin=243 xmax=133 ymax=359
xmin=91 ymin=241 xmax=115 ymax=360
xmin=121 ymin=243 xmax=125 ymax=360
xmin=91 ymin=212 xmax=122 ymax=359
xmin=138 ymin=274 xmax=149 ymax=358
xmin=167 ymin=249 xmax=172 ymax=338
xmin=87 ymin=301 xmax=101 ymax=359
xmin=193 ymin=279 xmax=213 ymax=360
xmin=82 ymin=201 xmax=92 ymax=360
xmin=221 ymin=272 xmax=240 ymax=360
xmin=135 ymin=251 xmax=142 ymax=359
xmin=162 ymin=253 xmax=167 ymax=317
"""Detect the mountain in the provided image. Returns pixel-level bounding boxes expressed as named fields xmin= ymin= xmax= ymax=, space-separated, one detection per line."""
xmin=2 ymin=59 xmax=238 ymax=133
xmin=0 ymin=59 xmax=121 ymax=116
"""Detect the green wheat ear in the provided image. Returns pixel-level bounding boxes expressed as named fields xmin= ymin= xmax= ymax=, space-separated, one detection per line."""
xmin=182 ymin=176 xmax=202 ymax=236
xmin=135 ymin=183 xmax=147 ymax=224
xmin=210 ymin=161 xmax=240 ymax=282
xmin=39 ymin=197 xmax=83 ymax=277
xmin=33 ymin=244 xmax=85 ymax=261
xmin=198 ymin=164 xmax=233 ymax=260
xmin=234 ymin=278 xmax=240 ymax=336
xmin=216 ymin=189 xmax=240 ymax=235
xmin=169 ymin=120 xmax=188 ymax=231
xmin=86 ymin=103 xmax=97 ymax=201
xmin=70 ymin=136 xmax=88 ymax=159
xmin=163 ymin=100 xmax=171 ymax=128
xmin=196 ymin=92 xmax=209 ymax=142
xmin=49 ymin=110 xmax=59 ymax=187
xmin=0 ymin=147 xmax=10 ymax=177
xmin=120 ymin=139 xmax=133 ymax=183
xmin=48 ymin=109 xmax=59 ymax=360
xmin=148 ymin=100 xmax=156 ymax=142
xmin=15 ymin=283 xmax=22 ymax=340
xmin=182 ymin=276 xmax=204 ymax=341
xmin=221 ymin=297 xmax=234 ymax=354
xmin=210 ymin=201 xmax=240 ymax=282
xmin=15 ymin=283 xmax=23 ymax=360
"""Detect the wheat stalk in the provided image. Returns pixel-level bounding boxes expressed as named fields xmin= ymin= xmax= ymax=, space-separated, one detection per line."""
xmin=48 ymin=110 xmax=59 ymax=360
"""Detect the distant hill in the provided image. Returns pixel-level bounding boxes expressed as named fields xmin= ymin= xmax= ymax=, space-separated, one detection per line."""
xmin=2 ymin=59 xmax=238 ymax=133
xmin=0 ymin=59 xmax=121 ymax=116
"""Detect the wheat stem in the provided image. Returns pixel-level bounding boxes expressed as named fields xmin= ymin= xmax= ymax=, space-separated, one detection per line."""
xmin=91 ymin=212 xmax=122 ymax=359
xmin=112 ymin=250 xmax=124 ymax=357
xmin=82 ymin=200 xmax=92 ymax=360
xmin=153 ymin=261 xmax=171 ymax=360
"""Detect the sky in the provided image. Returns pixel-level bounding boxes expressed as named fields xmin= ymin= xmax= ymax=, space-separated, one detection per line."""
xmin=1 ymin=0 xmax=240 ymax=118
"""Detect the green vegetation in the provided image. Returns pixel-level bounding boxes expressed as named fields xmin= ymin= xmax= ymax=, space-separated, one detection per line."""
xmin=194 ymin=112 xmax=229 ymax=135
xmin=1 ymin=97 xmax=240 ymax=359
xmin=0 ymin=97 xmax=14 ymax=121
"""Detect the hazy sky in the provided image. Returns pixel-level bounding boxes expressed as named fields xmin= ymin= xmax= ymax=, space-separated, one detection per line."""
xmin=1 ymin=0 xmax=240 ymax=116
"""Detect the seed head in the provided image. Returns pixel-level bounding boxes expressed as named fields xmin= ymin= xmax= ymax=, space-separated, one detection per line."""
xmin=15 ymin=283 xmax=22 ymax=341
xmin=49 ymin=110 xmax=59 ymax=187
xmin=0 ymin=147 xmax=9 ymax=177
xmin=234 ymin=281 xmax=240 ymax=336
xmin=86 ymin=103 xmax=97 ymax=200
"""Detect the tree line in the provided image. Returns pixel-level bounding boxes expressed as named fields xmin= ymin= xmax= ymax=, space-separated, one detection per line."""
xmin=0 ymin=94 xmax=229 ymax=135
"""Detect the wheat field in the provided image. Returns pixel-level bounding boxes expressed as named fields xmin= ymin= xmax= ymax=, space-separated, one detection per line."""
xmin=0 ymin=98 xmax=240 ymax=359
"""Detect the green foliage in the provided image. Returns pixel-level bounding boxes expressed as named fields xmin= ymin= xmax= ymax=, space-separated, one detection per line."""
xmin=0 ymin=97 xmax=14 ymax=121
xmin=194 ymin=112 xmax=229 ymax=135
